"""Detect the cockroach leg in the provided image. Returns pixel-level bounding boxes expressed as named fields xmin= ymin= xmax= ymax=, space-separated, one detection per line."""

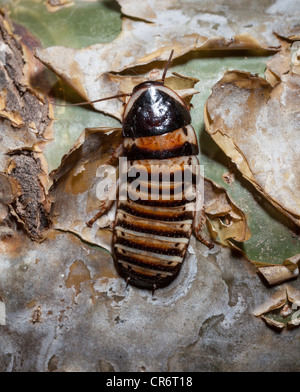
xmin=126 ymin=277 xmax=131 ymax=289
xmin=193 ymin=215 xmax=214 ymax=249
xmin=152 ymin=284 xmax=157 ymax=296
xmin=193 ymin=185 xmax=214 ymax=249
xmin=86 ymin=199 xmax=115 ymax=227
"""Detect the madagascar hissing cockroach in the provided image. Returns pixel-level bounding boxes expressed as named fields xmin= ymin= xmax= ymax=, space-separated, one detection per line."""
xmin=60 ymin=50 xmax=213 ymax=291
xmin=111 ymin=51 xmax=213 ymax=291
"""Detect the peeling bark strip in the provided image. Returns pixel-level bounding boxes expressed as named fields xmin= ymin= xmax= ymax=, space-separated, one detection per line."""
xmin=204 ymin=66 xmax=300 ymax=226
xmin=0 ymin=11 xmax=53 ymax=241
xmin=8 ymin=151 xmax=50 ymax=241
xmin=0 ymin=10 xmax=52 ymax=136
xmin=252 ymin=285 xmax=300 ymax=331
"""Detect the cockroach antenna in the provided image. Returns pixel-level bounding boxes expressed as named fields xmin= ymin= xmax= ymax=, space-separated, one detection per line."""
xmin=161 ymin=49 xmax=174 ymax=85
xmin=50 ymin=92 xmax=132 ymax=107
xmin=48 ymin=51 xmax=174 ymax=108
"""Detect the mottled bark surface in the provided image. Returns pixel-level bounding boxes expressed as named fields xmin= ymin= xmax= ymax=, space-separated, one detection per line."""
xmin=0 ymin=1 xmax=300 ymax=372
xmin=1 ymin=231 xmax=300 ymax=372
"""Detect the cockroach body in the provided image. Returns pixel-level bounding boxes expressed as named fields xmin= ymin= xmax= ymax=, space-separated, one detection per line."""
xmin=80 ymin=52 xmax=211 ymax=291
xmin=113 ymin=79 xmax=203 ymax=291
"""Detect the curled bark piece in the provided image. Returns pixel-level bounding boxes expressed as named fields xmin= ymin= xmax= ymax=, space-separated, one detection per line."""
xmin=258 ymin=265 xmax=299 ymax=287
xmin=252 ymin=287 xmax=287 ymax=317
xmin=204 ymin=178 xmax=251 ymax=245
xmin=49 ymin=127 xmax=122 ymax=251
xmin=257 ymin=255 xmax=300 ymax=286
xmin=253 ymin=285 xmax=300 ymax=331
xmin=287 ymin=316 xmax=300 ymax=330
xmin=286 ymin=284 xmax=300 ymax=305
xmin=204 ymin=68 xmax=300 ymax=227
xmin=261 ymin=315 xmax=285 ymax=333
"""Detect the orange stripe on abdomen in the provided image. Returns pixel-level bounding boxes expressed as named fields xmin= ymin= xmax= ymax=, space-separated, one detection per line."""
xmin=123 ymin=125 xmax=198 ymax=159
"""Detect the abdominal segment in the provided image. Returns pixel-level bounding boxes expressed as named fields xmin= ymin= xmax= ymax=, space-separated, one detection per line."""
xmin=113 ymin=126 xmax=199 ymax=289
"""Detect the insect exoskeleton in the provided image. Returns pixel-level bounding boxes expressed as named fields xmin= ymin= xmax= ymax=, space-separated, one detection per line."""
xmin=112 ymin=79 xmax=201 ymax=291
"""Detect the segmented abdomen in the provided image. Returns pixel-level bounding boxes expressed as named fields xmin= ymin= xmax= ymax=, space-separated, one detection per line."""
xmin=113 ymin=125 xmax=199 ymax=289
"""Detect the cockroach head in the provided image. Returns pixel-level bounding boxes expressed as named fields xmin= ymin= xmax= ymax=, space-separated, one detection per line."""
xmin=132 ymin=80 xmax=164 ymax=94
xmin=122 ymin=81 xmax=191 ymax=138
